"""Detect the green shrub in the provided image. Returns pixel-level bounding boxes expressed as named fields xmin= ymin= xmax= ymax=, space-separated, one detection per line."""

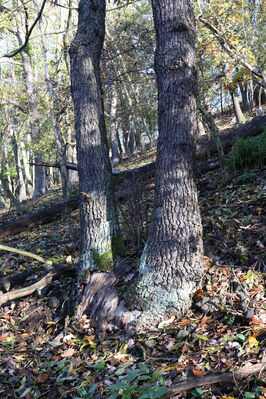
xmin=226 ymin=130 xmax=266 ymax=171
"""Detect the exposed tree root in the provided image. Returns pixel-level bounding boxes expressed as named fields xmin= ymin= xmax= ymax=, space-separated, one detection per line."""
xmin=75 ymin=257 xmax=138 ymax=334
xmin=165 ymin=361 xmax=265 ymax=397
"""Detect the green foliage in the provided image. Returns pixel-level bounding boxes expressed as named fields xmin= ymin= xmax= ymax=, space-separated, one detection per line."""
xmin=227 ymin=131 xmax=266 ymax=171
xmin=108 ymin=365 xmax=167 ymax=399
xmin=234 ymin=171 xmax=252 ymax=184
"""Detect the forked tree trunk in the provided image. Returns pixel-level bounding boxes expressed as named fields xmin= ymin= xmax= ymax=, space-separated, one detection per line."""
xmin=125 ymin=0 xmax=204 ymax=330
xmin=70 ymin=0 xmax=119 ymax=298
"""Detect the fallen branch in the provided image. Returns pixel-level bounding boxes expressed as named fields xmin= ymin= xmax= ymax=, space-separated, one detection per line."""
xmin=164 ymin=362 xmax=265 ymax=397
xmin=0 ymin=243 xmax=53 ymax=266
xmin=0 ymin=244 xmax=76 ymax=302
xmin=0 ymin=271 xmax=56 ymax=306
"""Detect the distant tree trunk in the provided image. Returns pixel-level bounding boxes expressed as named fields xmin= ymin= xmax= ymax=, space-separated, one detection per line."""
xmin=0 ymin=134 xmax=23 ymax=215
xmin=70 ymin=0 xmax=119 ymax=302
xmin=220 ymin=80 xmax=224 ymax=114
xmin=20 ymin=135 xmax=33 ymax=197
xmin=126 ymin=0 xmax=204 ymax=329
xmin=230 ymin=90 xmax=244 ymax=123
xmin=39 ymin=22 xmax=69 ymax=200
xmin=11 ymin=130 xmax=27 ymax=202
xmin=109 ymin=86 xmax=120 ymax=166
xmin=16 ymin=20 xmax=46 ymax=198
xmin=239 ymin=82 xmax=250 ymax=113
xmin=4 ymin=106 xmax=27 ymax=202
xmin=198 ymin=102 xmax=230 ymax=183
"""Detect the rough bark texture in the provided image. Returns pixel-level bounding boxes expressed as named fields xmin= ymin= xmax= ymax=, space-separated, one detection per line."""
xmin=126 ymin=0 xmax=204 ymax=329
xmin=69 ymin=0 xmax=119 ymax=287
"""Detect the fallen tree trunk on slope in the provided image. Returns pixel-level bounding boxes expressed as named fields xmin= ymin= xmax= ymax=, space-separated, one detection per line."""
xmin=1 ymin=116 xmax=265 ymax=239
xmin=0 ymin=161 xmax=221 ymax=239
xmin=0 ymin=196 xmax=79 ymax=238
xmin=31 ymin=115 xmax=266 ymax=181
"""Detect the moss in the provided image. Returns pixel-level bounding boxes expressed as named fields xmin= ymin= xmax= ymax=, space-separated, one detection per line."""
xmin=92 ymin=248 xmax=113 ymax=272
xmin=112 ymin=236 xmax=127 ymax=257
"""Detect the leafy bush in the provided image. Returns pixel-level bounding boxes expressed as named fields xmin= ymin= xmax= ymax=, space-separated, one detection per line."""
xmin=226 ymin=130 xmax=266 ymax=171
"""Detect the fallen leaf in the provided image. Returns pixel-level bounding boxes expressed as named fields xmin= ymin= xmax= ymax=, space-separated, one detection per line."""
xmin=1 ymin=314 xmax=10 ymax=319
xmin=192 ymin=368 xmax=205 ymax=376
xmin=61 ymin=347 xmax=75 ymax=358
xmin=38 ymin=372 xmax=49 ymax=383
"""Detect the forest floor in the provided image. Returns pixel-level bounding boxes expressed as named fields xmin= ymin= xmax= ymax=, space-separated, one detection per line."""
xmin=0 ymin=135 xmax=265 ymax=398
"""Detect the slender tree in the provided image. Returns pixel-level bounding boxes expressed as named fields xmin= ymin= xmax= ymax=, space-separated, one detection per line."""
xmin=70 ymin=0 xmax=119 ymax=303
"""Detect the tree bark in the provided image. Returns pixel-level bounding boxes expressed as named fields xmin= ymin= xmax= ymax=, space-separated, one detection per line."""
xmin=109 ymin=86 xmax=120 ymax=166
xmin=17 ymin=15 xmax=46 ymax=199
xmin=39 ymin=21 xmax=69 ymax=200
xmin=69 ymin=0 xmax=119 ymax=298
xmin=125 ymin=0 xmax=204 ymax=330
xmin=230 ymin=90 xmax=245 ymax=124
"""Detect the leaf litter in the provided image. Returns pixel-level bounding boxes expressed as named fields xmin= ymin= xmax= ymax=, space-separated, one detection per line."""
xmin=0 ymin=158 xmax=265 ymax=399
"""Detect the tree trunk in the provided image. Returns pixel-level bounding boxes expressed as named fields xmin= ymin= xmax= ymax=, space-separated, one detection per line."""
xmin=16 ymin=19 xmax=46 ymax=198
xmin=69 ymin=0 xmax=119 ymax=298
xmin=230 ymin=90 xmax=244 ymax=123
xmin=11 ymin=130 xmax=27 ymax=202
xmin=109 ymin=86 xmax=120 ymax=166
xmin=39 ymin=22 xmax=69 ymax=200
xmin=21 ymin=134 xmax=33 ymax=197
xmin=126 ymin=0 xmax=204 ymax=329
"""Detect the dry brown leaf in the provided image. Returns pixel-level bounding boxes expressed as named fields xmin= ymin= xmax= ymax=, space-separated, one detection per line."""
xmin=38 ymin=372 xmax=49 ymax=383
xmin=61 ymin=347 xmax=75 ymax=358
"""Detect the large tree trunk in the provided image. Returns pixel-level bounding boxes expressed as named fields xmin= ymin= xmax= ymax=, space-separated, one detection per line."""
xmin=125 ymin=0 xmax=204 ymax=329
xmin=69 ymin=0 xmax=119 ymax=298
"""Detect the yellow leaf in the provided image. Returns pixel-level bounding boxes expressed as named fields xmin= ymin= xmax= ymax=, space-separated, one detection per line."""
xmin=246 ymin=336 xmax=259 ymax=349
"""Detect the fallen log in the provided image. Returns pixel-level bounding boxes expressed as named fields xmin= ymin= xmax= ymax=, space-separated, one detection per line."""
xmin=0 ymin=196 xmax=79 ymax=239
xmin=31 ymin=115 xmax=266 ymax=181
xmin=0 ymin=160 xmax=220 ymax=239
xmin=1 ymin=117 xmax=265 ymax=239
